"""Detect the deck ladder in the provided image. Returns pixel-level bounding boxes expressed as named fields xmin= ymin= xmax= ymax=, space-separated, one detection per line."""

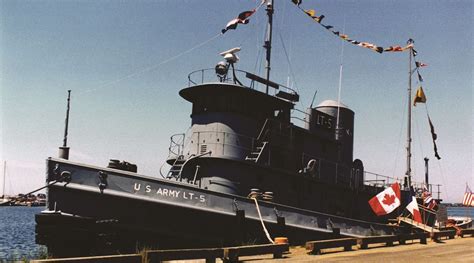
xmin=245 ymin=142 xmax=268 ymax=163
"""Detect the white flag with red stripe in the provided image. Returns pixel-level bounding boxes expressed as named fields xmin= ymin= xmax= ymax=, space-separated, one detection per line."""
xmin=463 ymin=185 xmax=474 ymax=207
xmin=406 ymin=196 xmax=423 ymax=223
xmin=422 ymin=190 xmax=436 ymax=209
xmin=368 ymin=182 xmax=401 ymax=216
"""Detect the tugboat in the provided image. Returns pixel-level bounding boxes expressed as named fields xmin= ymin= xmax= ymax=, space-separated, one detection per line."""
xmin=35 ymin=1 xmax=440 ymax=257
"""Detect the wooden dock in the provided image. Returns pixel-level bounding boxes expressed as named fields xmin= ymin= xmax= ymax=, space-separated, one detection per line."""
xmin=31 ymin=243 xmax=289 ymax=263
xmin=31 ymin=229 xmax=474 ymax=263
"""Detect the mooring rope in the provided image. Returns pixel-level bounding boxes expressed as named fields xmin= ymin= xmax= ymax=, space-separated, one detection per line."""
xmin=22 ymin=180 xmax=60 ymax=197
xmin=252 ymin=197 xmax=275 ymax=244
xmin=19 ymin=172 xmax=70 ymax=197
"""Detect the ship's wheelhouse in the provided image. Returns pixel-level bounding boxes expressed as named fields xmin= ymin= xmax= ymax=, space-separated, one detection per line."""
xmin=177 ymin=82 xmax=294 ymax=161
xmin=180 ymin=83 xmax=293 ymax=123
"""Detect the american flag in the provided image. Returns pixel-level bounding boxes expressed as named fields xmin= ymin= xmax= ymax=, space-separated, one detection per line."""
xmin=463 ymin=185 xmax=474 ymax=207
xmin=422 ymin=190 xmax=436 ymax=209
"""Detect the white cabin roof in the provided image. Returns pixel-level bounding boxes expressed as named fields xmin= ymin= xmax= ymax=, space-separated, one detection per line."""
xmin=316 ymin=100 xmax=350 ymax=109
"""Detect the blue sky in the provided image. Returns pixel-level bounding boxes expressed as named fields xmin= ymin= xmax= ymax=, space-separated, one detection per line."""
xmin=1 ymin=0 xmax=472 ymax=202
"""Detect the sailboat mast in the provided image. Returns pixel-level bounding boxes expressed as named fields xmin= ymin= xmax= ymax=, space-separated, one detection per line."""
xmin=2 ymin=161 xmax=5 ymax=198
xmin=264 ymin=0 xmax=274 ymax=94
xmin=405 ymin=39 xmax=414 ymax=189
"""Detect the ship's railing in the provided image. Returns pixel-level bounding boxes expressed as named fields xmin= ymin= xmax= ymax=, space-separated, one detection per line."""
xmin=291 ymin=108 xmax=310 ymax=128
xmin=187 ymin=68 xmax=298 ymax=101
xmin=363 ymin=171 xmax=403 ymax=188
xmin=364 ymin=171 xmax=442 ymax=199
xmin=413 ymin=183 xmax=442 ymax=200
xmin=168 ymin=133 xmax=185 ymax=157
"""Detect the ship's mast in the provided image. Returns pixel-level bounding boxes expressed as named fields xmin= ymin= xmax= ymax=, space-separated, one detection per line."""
xmin=264 ymin=0 xmax=274 ymax=94
xmin=405 ymin=39 xmax=414 ymax=189
xmin=59 ymin=90 xmax=71 ymax=160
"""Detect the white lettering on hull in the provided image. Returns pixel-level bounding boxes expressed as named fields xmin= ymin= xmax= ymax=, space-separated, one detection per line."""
xmin=133 ymin=183 xmax=206 ymax=203
xmin=134 ymin=183 xmax=141 ymax=191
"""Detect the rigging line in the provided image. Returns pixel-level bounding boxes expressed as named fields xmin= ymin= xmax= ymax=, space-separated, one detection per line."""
xmin=423 ymin=102 xmax=447 ymax=196
xmin=256 ymin=20 xmax=270 ymax=79
xmin=78 ymin=33 xmax=222 ymax=95
xmin=255 ymin=0 xmax=266 ymax=11
xmin=436 ymin=161 xmax=450 ymax=201
xmin=253 ymin=2 xmax=266 ymax=76
xmin=277 ymin=0 xmax=288 ymax=30
xmin=286 ymin=34 xmax=293 ymax=89
xmin=392 ymin=93 xmax=408 ymax=178
xmin=278 ymin=0 xmax=293 ymax=88
xmin=239 ymin=1 xmax=264 ymax=48
xmin=253 ymin=27 xmax=266 ymax=80
xmin=277 ymin=31 xmax=300 ymax=95
xmin=413 ymin=109 xmax=425 ymax=170
xmin=422 ymin=103 xmax=449 ymax=200
xmin=244 ymin=0 xmax=267 ymax=49
xmin=335 ymin=18 xmax=346 ymax=132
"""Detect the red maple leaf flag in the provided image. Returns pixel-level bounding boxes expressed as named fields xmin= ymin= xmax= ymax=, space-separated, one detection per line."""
xmin=382 ymin=193 xmax=396 ymax=206
xmin=368 ymin=182 xmax=401 ymax=216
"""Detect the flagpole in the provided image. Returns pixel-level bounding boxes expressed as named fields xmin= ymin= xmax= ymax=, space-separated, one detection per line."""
xmin=264 ymin=0 xmax=274 ymax=94
xmin=405 ymin=39 xmax=414 ymax=189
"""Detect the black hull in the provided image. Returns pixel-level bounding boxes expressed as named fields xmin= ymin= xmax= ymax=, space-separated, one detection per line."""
xmin=37 ymin=158 xmax=399 ymax=256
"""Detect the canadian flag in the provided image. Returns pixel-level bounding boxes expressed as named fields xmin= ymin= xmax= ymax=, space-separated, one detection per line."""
xmin=368 ymin=182 xmax=401 ymax=216
xmin=406 ymin=196 xmax=423 ymax=223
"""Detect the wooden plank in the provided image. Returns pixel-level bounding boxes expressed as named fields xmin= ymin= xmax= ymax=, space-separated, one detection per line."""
xmin=224 ymin=244 xmax=289 ymax=262
xmin=432 ymin=230 xmax=456 ymax=241
xmin=398 ymin=217 xmax=439 ymax=233
xmin=359 ymin=235 xmax=398 ymax=249
xmin=31 ymin=254 xmax=142 ymax=263
xmin=306 ymin=238 xmax=357 ymax=255
xmin=398 ymin=232 xmax=429 ymax=245
xmin=460 ymin=228 xmax=474 ymax=238
xmin=145 ymin=248 xmax=224 ymax=263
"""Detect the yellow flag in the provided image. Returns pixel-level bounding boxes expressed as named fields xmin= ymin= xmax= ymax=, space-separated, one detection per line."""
xmin=413 ymin=86 xmax=427 ymax=106
xmin=304 ymin=9 xmax=316 ymax=17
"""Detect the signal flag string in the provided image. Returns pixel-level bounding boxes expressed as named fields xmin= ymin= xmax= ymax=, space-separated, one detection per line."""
xmin=290 ymin=0 xmax=413 ymax=54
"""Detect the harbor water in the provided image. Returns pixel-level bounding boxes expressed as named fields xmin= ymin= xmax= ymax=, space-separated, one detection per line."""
xmin=447 ymin=206 xmax=474 ymax=218
xmin=0 ymin=206 xmax=46 ymax=261
xmin=0 ymin=206 xmax=472 ymax=261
